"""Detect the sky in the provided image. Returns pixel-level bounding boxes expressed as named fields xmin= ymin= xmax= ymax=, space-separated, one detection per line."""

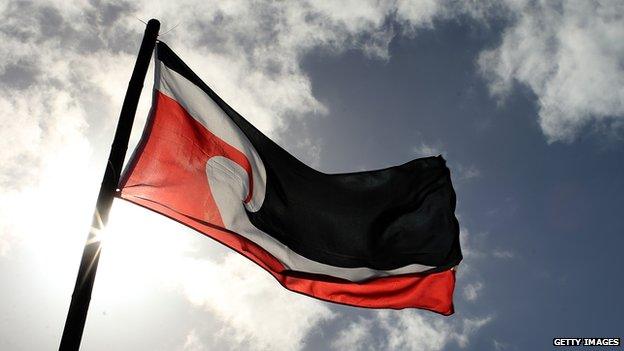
xmin=1 ymin=1 xmax=623 ymax=350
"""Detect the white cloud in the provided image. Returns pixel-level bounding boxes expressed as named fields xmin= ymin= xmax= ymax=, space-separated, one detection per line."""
xmin=0 ymin=3 xmax=143 ymax=315
xmin=413 ymin=142 xmax=444 ymax=157
xmin=327 ymin=310 xmax=492 ymax=351
xmin=459 ymin=227 xmax=487 ymax=262
xmin=463 ymin=281 xmax=484 ymax=301
xmin=182 ymin=329 xmax=204 ymax=351
xmin=174 ymin=253 xmax=335 ymax=351
xmin=493 ymin=339 xmax=509 ymax=350
xmin=478 ymin=0 xmax=624 ymax=142
xmin=454 ymin=316 xmax=492 ymax=348
xmin=379 ymin=311 xmax=452 ymax=351
xmin=331 ymin=318 xmax=374 ymax=351
xmin=131 ymin=0 xmax=403 ymax=135
xmin=0 ymin=236 xmax=10 ymax=257
xmin=452 ymin=226 xmax=487 ymax=300
xmin=377 ymin=310 xmax=492 ymax=351
xmin=455 ymin=164 xmax=482 ymax=181
xmin=93 ymin=202 xmax=336 ymax=351
xmin=322 ymin=223 xmax=493 ymax=351
xmin=395 ymin=0 xmax=442 ymax=31
xmin=493 ymin=249 xmax=514 ymax=259
xmin=412 ymin=143 xmax=481 ymax=182
xmin=403 ymin=0 xmax=624 ymax=141
xmin=295 ymin=137 xmax=323 ymax=168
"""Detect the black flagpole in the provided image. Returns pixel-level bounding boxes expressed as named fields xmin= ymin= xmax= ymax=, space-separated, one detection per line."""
xmin=59 ymin=19 xmax=160 ymax=351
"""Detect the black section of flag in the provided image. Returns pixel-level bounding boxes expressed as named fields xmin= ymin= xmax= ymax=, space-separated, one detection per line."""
xmin=156 ymin=43 xmax=462 ymax=272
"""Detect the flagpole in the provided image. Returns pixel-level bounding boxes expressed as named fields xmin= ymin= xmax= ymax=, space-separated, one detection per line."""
xmin=58 ymin=19 xmax=160 ymax=351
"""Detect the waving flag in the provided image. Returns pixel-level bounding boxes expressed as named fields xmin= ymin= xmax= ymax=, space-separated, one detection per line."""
xmin=118 ymin=42 xmax=462 ymax=315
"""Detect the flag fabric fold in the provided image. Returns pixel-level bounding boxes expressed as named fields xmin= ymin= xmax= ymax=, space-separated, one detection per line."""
xmin=118 ymin=42 xmax=462 ymax=315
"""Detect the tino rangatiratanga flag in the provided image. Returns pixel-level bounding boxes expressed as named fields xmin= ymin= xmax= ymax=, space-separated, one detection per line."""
xmin=118 ymin=42 xmax=462 ymax=315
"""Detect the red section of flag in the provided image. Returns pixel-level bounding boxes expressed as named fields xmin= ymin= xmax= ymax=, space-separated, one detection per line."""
xmin=118 ymin=91 xmax=456 ymax=315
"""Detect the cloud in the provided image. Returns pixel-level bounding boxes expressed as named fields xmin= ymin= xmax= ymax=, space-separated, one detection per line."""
xmin=478 ymin=0 xmax=624 ymax=142
xmin=327 ymin=224 xmax=494 ymax=351
xmin=0 ymin=1 xmax=143 ymax=293
xmin=412 ymin=142 xmax=481 ymax=182
xmin=463 ymin=281 xmax=484 ymax=301
xmin=455 ymin=164 xmax=481 ymax=181
xmin=176 ymin=254 xmax=336 ymax=351
xmin=331 ymin=317 xmax=374 ymax=351
xmin=0 ymin=0 xmax=141 ymax=191
xmin=413 ymin=142 xmax=444 ymax=157
xmin=132 ymin=0 xmax=404 ymax=135
xmin=0 ymin=236 xmax=10 ymax=256
xmin=181 ymin=329 xmax=204 ymax=351
xmin=327 ymin=310 xmax=492 ymax=351
xmin=493 ymin=339 xmax=509 ymax=350
xmin=379 ymin=310 xmax=491 ymax=351
xmin=96 ymin=202 xmax=337 ymax=351
xmin=493 ymin=249 xmax=514 ymax=259
xmin=379 ymin=311 xmax=452 ymax=351
xmin=295 ymin=137 xmax=323 ymax=168
xmin=323 ymin=223 xmax=493 ymax=351
xmin=322 ymin=227 xmax=494 ymax=351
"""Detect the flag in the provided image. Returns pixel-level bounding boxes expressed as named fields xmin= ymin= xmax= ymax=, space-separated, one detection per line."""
xmin=118 ymin=42 xmax=462 ymax=315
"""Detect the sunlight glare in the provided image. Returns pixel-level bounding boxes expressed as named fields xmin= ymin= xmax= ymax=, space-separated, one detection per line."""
xmin=93 ymin=200 xmax=199 ymax=304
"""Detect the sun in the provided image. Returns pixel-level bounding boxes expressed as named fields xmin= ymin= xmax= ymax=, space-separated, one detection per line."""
xmin=92 ymin=200 xmax=198 ymax=304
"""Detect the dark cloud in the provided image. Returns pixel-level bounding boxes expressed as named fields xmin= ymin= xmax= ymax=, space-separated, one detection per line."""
xmin=0 ymin=0 xmax=138 ymax=55
xmin=0 ymin=61 xmax=41 ymax=90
